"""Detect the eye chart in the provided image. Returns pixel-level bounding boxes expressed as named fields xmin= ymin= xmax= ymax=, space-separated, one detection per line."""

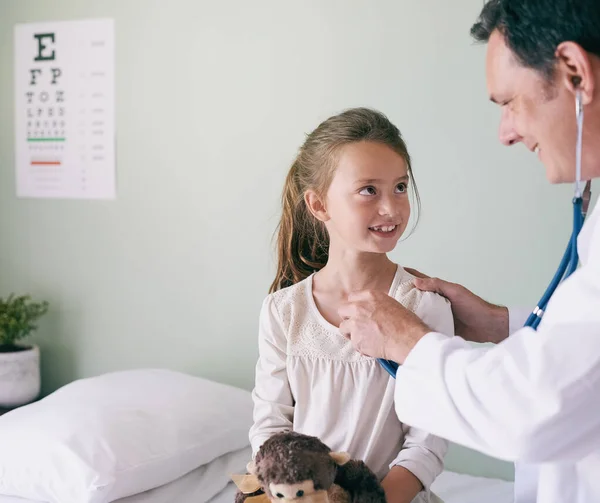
xmin=14 ymin=19 xmax=115 ymax=199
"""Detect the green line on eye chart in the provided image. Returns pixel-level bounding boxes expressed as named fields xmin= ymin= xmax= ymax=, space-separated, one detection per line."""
xmin=27 ymin=138 xmax=66 ymax=142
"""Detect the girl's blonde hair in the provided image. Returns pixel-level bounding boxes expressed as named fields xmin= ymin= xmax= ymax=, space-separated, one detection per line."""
xmin=270 ymin=107 xmax=420 ymax=293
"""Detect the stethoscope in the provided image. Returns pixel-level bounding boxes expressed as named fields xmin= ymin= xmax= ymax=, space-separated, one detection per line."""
xmin=379 ymin=88 xmax=591 ymax=378
xmin=524 ymin=89 xmax=592 ymax=330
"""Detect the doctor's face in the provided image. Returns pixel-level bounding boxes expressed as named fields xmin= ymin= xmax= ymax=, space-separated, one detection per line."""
xmin=485 ymin=30 xmax=579 ymax=184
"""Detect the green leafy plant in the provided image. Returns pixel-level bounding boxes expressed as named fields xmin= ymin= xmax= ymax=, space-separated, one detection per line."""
xmin=0 ymin=294 xmax=49 ymax=352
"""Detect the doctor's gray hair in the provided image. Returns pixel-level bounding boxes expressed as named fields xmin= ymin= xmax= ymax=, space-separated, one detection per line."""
xmin=471 ymin=0 xmax=600 ymax=81
xmin=269 ymin=108 xmax=420 ymax=293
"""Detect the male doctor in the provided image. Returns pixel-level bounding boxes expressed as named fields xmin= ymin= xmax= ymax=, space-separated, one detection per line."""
xmin=338 ymin=1 xmax=600 ymax=502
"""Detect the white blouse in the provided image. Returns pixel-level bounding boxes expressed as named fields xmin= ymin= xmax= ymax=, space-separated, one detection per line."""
xmin=249 ymin=266 xmax=454 ymax=501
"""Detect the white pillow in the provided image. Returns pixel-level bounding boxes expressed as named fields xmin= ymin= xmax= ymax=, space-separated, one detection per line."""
xmin=0 ymin=368 xmax=254 ymax=503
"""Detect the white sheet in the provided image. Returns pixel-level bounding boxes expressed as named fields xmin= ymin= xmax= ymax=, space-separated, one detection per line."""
xmin=431 ymin=471 xmax=514 ymax=503
xmin=0 ymin=447 xmax=251 ymax=503
xmin=0 ymin=439 xmax=512 ymax=503
xmin=204 ymin=471 xmax=515 ymax=503
xmin=0 ymin=464 xmax=513 ymax=503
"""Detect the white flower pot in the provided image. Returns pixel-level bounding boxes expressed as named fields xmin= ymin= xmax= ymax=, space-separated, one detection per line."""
xmin=0 ymin=345 xmax=41 ymax=408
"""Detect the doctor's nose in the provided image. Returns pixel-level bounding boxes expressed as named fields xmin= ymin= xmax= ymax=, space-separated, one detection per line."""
xmin=498 ymin=108 xmax=523 ymax=146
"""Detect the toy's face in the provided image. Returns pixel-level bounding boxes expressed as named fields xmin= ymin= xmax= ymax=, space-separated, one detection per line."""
xmin=268 ymin=480 xmax=328 ymax=503
xmin=269 ymin=480 xmax=328 ymax=503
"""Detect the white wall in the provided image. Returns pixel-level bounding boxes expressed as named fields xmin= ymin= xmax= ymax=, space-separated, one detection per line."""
xmin=0 ymin=0 xmax=583 ymax=481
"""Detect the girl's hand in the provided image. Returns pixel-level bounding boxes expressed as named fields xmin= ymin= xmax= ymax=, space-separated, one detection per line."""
xmin=381 ymin=466 xmax=424 ymax=503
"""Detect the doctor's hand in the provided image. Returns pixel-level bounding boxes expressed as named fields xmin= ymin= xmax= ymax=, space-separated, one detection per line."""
xmin=405 ymin=268 xmax=509 ymax=344
xmin=338 ymin=290 xmax=431 ymax=364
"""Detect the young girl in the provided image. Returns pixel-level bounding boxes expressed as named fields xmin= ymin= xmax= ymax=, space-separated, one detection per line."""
xmin=249 ymin=108 xmax=453 ymax=503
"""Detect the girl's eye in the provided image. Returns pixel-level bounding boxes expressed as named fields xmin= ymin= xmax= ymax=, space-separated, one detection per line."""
xmin=359 ymin=186 xmax=377 ymax=196
xmin=395 ymin=183 xmax=407 ymax=193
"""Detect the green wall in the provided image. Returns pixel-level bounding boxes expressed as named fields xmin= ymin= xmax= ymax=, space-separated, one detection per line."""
xmin=1 ymin=0 xmax=586 ymax=481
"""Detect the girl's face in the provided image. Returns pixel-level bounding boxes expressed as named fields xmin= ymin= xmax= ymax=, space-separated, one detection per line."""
xmin=314 ymin=141 xmax=411 ymax=255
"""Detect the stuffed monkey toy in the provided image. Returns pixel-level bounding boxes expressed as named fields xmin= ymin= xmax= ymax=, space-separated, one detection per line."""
xmin=232 ymin=431 xmax=386 ymax=503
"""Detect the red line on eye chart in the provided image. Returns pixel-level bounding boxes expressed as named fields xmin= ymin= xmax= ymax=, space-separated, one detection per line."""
xmin=30 ymin=161 xmax=62 ymax=166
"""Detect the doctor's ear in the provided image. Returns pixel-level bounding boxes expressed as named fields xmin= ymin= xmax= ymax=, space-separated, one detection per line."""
xmin=304 ymin=190 xmax=330 ymax=223
xmin=555 ymin=41 xmax=595 ymax=104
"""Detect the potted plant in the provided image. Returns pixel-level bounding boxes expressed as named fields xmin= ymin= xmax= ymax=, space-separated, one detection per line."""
xmin=0 ymin=294 xmax=49 ymax=409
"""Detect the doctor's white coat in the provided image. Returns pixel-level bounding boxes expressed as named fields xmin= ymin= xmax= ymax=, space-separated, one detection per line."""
xmin=394 ymin=197 xmax=600 ymax=503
